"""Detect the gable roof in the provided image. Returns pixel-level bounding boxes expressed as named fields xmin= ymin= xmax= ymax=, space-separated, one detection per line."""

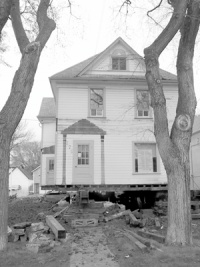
xmin=37 ymin=98 xmax=56 ymax=119
xmin=9 ymin=167 xmax=33 ymax=180
xmin=62 ymin=119 xmax=106 ymax=135
xmin=50 ymin=37 xmax=177 ymax=82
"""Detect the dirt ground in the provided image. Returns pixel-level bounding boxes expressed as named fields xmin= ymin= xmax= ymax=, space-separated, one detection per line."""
xmin=1 ymin=196 xmax=200 ymax=267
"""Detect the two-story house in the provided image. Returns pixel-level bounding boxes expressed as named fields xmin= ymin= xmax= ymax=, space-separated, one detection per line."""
xmin=38 ymin=37 xmax=178 ymax=193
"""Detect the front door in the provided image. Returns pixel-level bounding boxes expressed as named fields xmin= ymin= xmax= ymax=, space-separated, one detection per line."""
xmin=46 ymin=157 xmax=54 ymax=185
xmin=73 ymin=141 xmax=94 ymax=184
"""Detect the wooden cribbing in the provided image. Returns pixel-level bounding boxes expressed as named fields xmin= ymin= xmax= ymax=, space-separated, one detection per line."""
xmin=46 ymin=215 xmax=66 ymax=239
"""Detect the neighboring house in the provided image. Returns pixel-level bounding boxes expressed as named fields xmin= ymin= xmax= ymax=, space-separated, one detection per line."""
xmin=38 ymin=37 xmax=178 ymax=190
xmin=190 ymin=115 xmax=200 ymax=190
xmin=32 ymin=166 xmax=47 ymax=194
xmin=9 ymin=167 xmax=33 ymax=197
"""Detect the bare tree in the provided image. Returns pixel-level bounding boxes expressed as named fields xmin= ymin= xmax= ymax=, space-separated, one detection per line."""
xmin=10 ymin=121 xmax=34 ymax=151
xmin=119 ymin=0 xmax=200 ymax=245
xmin=0 ymin=0 xmax=56 ymax=251
xmin=143 ymin=0 xmax=200 ymax=245
xmin=11 ymin=141 xmax=40 ymax=173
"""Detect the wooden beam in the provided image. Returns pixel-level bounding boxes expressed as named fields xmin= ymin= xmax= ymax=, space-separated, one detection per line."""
xmin=46 ymin=215 xmax=66 ymax=239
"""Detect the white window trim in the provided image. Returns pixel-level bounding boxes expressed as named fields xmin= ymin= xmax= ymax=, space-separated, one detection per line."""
xmin=88 ymin=88 xmax=106 ymax=118
xmin=132 ymin=142 xmax=160 ymax=174
xmin=135 ymin=89 xmax=152 ymax=119
xmin=111 ymin=56 xmax=127 ymax=71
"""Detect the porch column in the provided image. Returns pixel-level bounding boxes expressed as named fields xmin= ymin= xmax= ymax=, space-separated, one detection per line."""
xmin=101 ymin=135 xmax=105 ymax=184
xmin=62 ymin=134 xmax=67 ymax=185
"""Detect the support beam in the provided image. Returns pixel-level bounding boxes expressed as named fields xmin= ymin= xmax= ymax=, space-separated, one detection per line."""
xmin=46 ymin=215 xmax=66 ymax=239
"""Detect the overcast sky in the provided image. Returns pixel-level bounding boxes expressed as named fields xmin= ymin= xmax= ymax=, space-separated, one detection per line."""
xmin=1 ymin=0 xmax=200 ymax=140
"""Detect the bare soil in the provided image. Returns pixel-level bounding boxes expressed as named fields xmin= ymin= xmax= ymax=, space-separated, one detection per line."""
xmin=0 ymin=196 xmax=200 ymax=267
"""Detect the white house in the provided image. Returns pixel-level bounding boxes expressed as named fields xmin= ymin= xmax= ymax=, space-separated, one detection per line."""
xmin=190 ymin=115 xmax=200 ymax=191
xmin=38 ymin=37 xmax=178 ymax=191
xmin=9 ymin=167 xmax=33 ymax=197
xmin=32 ymin=166 xmax=47 ymax=194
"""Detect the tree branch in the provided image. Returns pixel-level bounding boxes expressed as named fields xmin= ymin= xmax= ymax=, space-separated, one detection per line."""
xmin=145 ymin=0 xmax=188 ymax=57
xmin=10 ymin=0 xmax=29 ymax=53
xmin=36 ymin=0 xmax=56 ymax=51
xmin=0 ymin=0 xmax=13 ymax=36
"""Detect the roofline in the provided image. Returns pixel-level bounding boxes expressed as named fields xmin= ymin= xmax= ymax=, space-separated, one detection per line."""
xmin=37 ymin=116 xmax=56 ymax=122
xmin=50 ymin=77 xmax=178 ymax=86
xmin=32 ymin=166 xmax=41 ymax=173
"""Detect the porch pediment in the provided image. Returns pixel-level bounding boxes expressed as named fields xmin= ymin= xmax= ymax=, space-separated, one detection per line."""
xmin=62 ymin=119 xmax=106 ymax=135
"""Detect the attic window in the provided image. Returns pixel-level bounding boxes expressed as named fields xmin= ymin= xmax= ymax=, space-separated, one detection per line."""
xmin=112 ymin=57 xmax=126 ymax=70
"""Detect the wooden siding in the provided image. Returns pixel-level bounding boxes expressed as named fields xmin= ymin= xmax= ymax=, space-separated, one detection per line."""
xmin=42 ymin=122 xmax=56 ymax=148
xmin=58 ymin=87 xmax=88 ymax=119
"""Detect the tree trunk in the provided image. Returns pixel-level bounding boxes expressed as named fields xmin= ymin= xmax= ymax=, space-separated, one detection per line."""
xmin=0 ymin=0 xmax=55 ymax=250
xmin=144 ymin=0 xmax=200 ymax=245
xmin=0 ymin=43 xmax=41 ymax=250
xmin=166 ymin=162 xmax=192 ymax=244
xmin=0 ymin=137 xmax=10 ymax=250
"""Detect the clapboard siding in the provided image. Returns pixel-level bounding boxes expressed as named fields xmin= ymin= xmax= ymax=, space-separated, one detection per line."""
xmin=104 ymin=136 xmax=167 ymax=185
xmin=58 ymin=87 xmax=88 ymax=118
xmin=42 ymin=122 xmax=56 ymax=148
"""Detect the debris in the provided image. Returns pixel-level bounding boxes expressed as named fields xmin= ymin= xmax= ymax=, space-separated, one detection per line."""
xmin=128 ymin=211 xmax=140 ymax=227
xmin=155 ymin=217 xmax=161 ymax=228
xmin=132 ymin=209 xmax=143 ymax=219
xmin=123 ymin=232 xmax=149 ymax=252
xmin=71 ymin=218 xmax=98 ymax=228
xmin=30 ymin=222 xmax=45 ymax=232
xmin=104 ymin=210 xmax=130 ymax=222
xmin=54 ymin=205 xmax=70 ymax=218
xmin=13 ymin=222 xmax=31 ymax=229
xmin=46 ymin=215 xmax=66 ymax=240
xmin=137 ymin=229 xmax=165 ymax=244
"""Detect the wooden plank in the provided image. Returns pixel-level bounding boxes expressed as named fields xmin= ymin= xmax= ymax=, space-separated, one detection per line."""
xmin=104 ymin=210 xmax=130 ymax=222
xmin=123 ymin=232 xmax=148 ymax=252
xmin=128 ymin=211 xmax=140 ymax=227
xmin=46 ymin=215 xmax=66 ymax=239
xmin=137 ymin=230 xmax=165 ymax=244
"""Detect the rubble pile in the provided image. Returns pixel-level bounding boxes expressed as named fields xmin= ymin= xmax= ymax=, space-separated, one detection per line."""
xmin=153 ymin=200 xmax=167 ymax=216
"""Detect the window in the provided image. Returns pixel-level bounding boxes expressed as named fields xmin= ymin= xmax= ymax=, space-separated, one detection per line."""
xmin=136 ymin=90 xmax=150 ymax=117
xmin=49 ymin=159 xmax=54 ymax=171
xmin=90 ymin=89 xmax=104 ymax=117
xmin=134 ymin=143 xmax=157 ymax=173
xmin=78 ymin=145 xmax=89 ymax=165
xmin=112 ymin=57 xmax=126 ymax=70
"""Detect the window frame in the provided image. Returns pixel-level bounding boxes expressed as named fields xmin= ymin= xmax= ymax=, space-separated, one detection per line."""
xmin=135 ymin=89 xmax=152 ymax=119
xmin=88 ymin=88 xmax=106 ymax=118
xmin=112 ymin=56 xmax=127 ymax=70
xmin=132 ymin=142 xmax=160 ymax=174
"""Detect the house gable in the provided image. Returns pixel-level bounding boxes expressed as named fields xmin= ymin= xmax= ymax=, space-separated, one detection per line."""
xmin=49 ymin=37 xmax=177 ymax=82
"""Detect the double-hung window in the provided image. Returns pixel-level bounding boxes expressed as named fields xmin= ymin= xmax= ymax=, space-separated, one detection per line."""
xmin=90 ymin=89 xmax=104 ymax=117
xmin=112 ymin=57 xmax=126 ymax=70
xmin=136 ymin=90 xmax=150 ymax=117
xmin=134 ymin=143 xmax=157 ymax=173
